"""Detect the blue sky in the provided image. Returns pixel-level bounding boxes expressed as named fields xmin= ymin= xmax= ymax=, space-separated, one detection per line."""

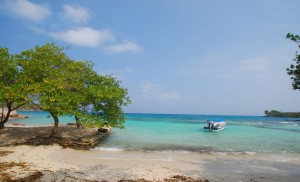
xmin=0 ymin=0 xmax=300 ymax=115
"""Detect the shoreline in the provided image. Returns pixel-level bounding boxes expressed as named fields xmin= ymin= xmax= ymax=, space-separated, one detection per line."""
xmin=1 ymin=125 xmax=300 ymax=181
xmin=1 ymin=145 xmax=300 ymax=181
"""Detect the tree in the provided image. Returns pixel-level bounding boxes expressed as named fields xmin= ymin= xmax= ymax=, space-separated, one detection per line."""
xmin=264 ymin=109 xmax=300 ymax=118
xmin=69 ymin=61 xmax=98 ymax=129
xmin=286 ymin=33 xmax=300 ymax=91
xmin=264 ymin=110 xmax=269 ymax=116
xmin=18 ymin=43 xmax=130 ymax=136
xmin=1 ymin=43 xmax=130 ymax=135
xmin=0 ymin=48 xmax=28 ymax=129
xmin=77 ymin=74 xmax=131 ymax=129
xmin=18 ymin=43 xmax=87 ymax=136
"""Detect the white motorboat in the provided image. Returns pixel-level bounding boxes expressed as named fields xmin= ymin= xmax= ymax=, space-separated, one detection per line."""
xmin=204 ymin=119 xmax=226 ymax=131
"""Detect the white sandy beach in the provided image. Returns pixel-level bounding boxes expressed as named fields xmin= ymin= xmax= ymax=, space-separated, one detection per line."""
xmin=1 ymin=123 xmax=300 ymax=181
xmin=1 ymin=144 xmax=300 ymax=181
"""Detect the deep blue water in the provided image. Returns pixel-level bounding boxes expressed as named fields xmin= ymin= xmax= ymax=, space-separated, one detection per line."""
xmin=10 ymin=111 xmax=300 ymax=154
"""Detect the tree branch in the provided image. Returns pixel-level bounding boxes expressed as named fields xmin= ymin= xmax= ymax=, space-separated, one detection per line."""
xmin=12 ymin=103 xmax=27 ymax=111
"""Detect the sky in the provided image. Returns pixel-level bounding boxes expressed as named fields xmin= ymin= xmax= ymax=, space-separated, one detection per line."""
xmin=0 ymin=0 xmax=300 ymax=116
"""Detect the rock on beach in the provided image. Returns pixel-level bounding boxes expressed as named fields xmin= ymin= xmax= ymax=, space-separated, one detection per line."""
xmin=0 ymin=108 xmax=28 ymax=119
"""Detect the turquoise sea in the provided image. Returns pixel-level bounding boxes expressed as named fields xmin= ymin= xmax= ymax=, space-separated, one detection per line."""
xmin=11 ymin=111 xmax=300 ymax=154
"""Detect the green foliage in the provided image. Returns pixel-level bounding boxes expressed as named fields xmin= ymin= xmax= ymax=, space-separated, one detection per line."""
xmin=79 ymin=74 xmax=131 ymax=129
xmin=286 ymin=33 xmax=300 ymax=90
xmin=1 ymin=43 xmax=130 ymax=132
xmin=18 ymin=103 xmax=41 ymax=111
xmin=265 ymin=110 xmax=300 ymax=118
xmin=13 ymin=43 xmax=130 ymax=133
xmin=0 ymin=48 xmax=29 ymax=127
xmin=18 ymin=43 xmax=83 ymax=117
xmin=0 ymin=48 xmax=27 ymax=105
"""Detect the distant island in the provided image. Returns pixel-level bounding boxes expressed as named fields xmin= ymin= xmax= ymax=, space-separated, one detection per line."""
xmin=17 ymin=103 xmax=42 ymax=111
xmin=265 ymin=110 xmax=300 ymax=118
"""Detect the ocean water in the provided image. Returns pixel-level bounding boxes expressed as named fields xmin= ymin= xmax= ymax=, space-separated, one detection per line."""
xmin=10 ymin=111 xmax=300 ymax=154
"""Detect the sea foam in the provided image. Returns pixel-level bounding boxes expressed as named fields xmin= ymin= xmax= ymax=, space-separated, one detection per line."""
xmin=93 ymin=147 xmax=124 ymax=152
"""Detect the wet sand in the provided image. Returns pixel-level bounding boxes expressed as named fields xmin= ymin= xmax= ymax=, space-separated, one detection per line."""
xmin=1 ymin=144 xmax=300 ymax=181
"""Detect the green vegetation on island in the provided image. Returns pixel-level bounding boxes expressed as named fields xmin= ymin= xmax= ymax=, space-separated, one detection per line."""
xmin=0 ymin=43 xmax=130 ymax=136
xmin=264 ymin=110 xmax=300 ymax=118
xmin=18 ymin=103 xmax=42 ymax=111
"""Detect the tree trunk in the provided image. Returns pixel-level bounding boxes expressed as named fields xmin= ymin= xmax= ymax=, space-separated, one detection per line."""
xmin=0 ymin=106 xmax=4 ymax=129
xmin=0 ymin=103 xmax=13 ymax=129
xmin=50 ymin=112 xmax=59 ymax=137
xmin=0 ymin=102 xmax=26 ymax=129
xmin=1 ymin=106 xmax=4 ymax=121
xmin=0 ymin=122 xmax=4 ymax=129
xmin=75 ymin=116 xmax=83 ymax=129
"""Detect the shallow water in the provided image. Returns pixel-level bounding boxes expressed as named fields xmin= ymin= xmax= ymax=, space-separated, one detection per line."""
xmin=11 ymin=112 xmax=300 ymax=154
xmin=96 ymin=113 xmax=300 ymax=154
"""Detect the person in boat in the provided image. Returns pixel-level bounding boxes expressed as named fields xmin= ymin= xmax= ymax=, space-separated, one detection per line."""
xmin=207 ymin=120 xmax=213 ymax=130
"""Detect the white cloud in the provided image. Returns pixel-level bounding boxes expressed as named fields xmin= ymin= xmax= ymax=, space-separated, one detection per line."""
xmin=157 ymin=92 xmax=181 ymax=100
xmin=5 ymin=0 xmax=51 ymax=22
xmin=141 ymin=82 xmax=159 ymax=95
xmin=106 ymin=40 xmax=141 ymax=53
xmin=124 ymin=67 xmax=135 ymax=73
xmin=141 ymin=82 xmax=181 ymax=101
xmin=239 ymin=58 xmax=270 ymax=72
xmin=63 ymin=4 xmax=90 ymax=23
xmin=49 ymin=27 xmax=114 ymax=47
xmin=102 ymin=67 xmax=135 ymax=81
xmin=29 ymin=26 xmax=46 ymax=34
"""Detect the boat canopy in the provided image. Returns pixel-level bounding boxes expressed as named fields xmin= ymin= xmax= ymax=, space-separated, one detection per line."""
xmin=208 ymin=119 xmax=224 ymax=122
